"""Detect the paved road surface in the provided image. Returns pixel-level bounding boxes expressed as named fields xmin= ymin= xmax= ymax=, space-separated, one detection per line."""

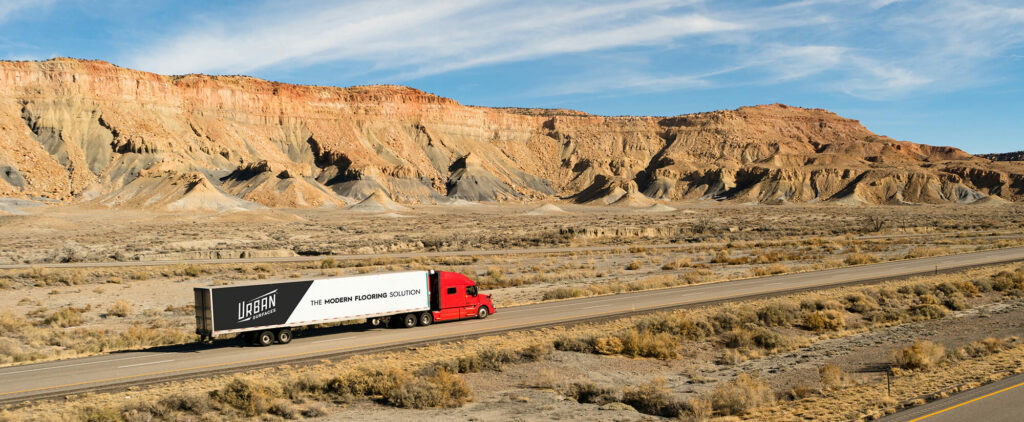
xmin=2 ymin=246 xmax=1024 ymax=404
xmin=879 ymin=372 xmax=1024 ymax=422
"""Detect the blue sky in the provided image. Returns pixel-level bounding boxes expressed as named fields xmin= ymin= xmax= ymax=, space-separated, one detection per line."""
xmin=2 ymin=0 xmax=1023 ymax=154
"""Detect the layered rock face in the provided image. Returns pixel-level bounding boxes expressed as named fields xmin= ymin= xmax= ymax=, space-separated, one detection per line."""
xmin=1 ymin=58 xmax=1022 ymax=209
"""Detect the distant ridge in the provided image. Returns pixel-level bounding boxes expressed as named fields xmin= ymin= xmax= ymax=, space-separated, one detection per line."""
xmin=1 ymin=58 xmax=1023 ymax=208
xmin=980 ymin=151 xmax=1024 ymax=162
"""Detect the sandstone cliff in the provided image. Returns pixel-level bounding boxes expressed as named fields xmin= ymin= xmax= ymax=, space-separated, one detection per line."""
xmin=1 ymin=58 xmax=1021 ymax=209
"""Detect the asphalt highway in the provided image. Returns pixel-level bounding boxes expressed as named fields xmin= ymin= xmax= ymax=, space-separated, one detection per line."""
xmin=879 ymin=372 xmax=1024 ymax=422
xmin=2 ymin=246 xmax=1024 ymax=404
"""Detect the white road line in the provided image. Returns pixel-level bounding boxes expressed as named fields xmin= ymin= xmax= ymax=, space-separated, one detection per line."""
xmin=1 ymin=354 xmax=159 ymax=375
xmin=312 ymin=336 xmax=356 ymax=344
xmin=581 ymin=304 xmax=610 ymax=309
xmin=118 ymin=359 xmax=174 ymax=369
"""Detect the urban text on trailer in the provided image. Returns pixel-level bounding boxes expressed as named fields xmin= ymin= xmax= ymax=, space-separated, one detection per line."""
xmin=193 ymin=270 xmax=495 ymax=346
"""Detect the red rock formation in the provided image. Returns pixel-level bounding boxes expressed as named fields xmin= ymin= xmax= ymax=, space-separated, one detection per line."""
xmin=1 ymin=58 xmax=1021 ymax=208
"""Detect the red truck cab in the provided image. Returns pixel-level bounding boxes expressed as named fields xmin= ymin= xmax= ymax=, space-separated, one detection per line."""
xmin=430 ymin=270 xmax=495 ymax=322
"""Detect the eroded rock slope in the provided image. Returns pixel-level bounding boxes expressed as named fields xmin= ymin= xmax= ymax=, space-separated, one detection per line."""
xmin=1 ymin=58 xmax=1022 ymax=209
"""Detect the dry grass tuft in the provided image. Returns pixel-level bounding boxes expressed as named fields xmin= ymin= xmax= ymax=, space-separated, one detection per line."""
xmin=819 ymin=363 xmax=844 ymax=390
xmin=709 ymin=373 xmax=774 ymax=416
xmin=892 ymin=340 xmax=945 ymax=370
xmin=107 ymin=300 xmax=134 ymax=318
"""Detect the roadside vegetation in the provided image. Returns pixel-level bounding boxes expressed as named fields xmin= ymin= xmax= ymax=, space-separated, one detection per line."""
xmin=6 ymin=264 xmax=1024 ymax=421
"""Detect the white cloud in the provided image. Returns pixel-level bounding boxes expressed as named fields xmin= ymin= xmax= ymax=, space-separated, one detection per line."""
xmin=125 ymin=0 xmax=1024 ymax=101
xmin=0 ymin=0 xmax=52 ymax=23
xmin=130 ymin=0 xmax=743 ymax=78
xmin=755 ymin=44 xmax=846 ymax=82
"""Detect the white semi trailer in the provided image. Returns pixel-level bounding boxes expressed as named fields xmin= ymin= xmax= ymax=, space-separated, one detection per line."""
xmin=194 ymin=270 xmax=495 ymax=346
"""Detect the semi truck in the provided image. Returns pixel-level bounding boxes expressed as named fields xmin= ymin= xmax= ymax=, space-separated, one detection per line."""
xmin=193 ymin=270 xmax=495 ymax=346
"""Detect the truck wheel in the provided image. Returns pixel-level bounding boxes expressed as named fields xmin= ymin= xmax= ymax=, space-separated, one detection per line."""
xmin=257 ymin=331 xmax=275 ymax=346
xmin=418 ymin=311 xmax=433 ymax=326
xmin=401 ymin=313 xmax=418 ymax=328
xmin=369 ymin=317 xmax=383 ymax=327
xmin=276 ymin=328 xmax=292 ymax=344
xmin=477 ymin=306 xmax=489 ymax=319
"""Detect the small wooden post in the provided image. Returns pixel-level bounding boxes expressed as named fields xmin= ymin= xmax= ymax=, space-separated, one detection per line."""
xmin=886 ymin=367 xmax=892 ymax=396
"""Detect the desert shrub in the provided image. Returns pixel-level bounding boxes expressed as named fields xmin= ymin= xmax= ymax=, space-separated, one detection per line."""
xmin=519 ymin=342 xmax=554 ymax=361
xmin=866 ymin=309 xmax=903 ymax=324
xmin=918 ymin=293 xmax=940 ymax=305
xmin=210 ymin=377 xmax=277 ymax=417
xmin=619 ymin=329 xmax=678 ymax=359
xmin=941 ymin=292 xmax=968 ymax=311
xmin=680 ymin=269 xmax=715 ymax=284
xmin=107 ymin=300 xmax=134 ymax=318
xmin=43 ymin=306 xmax=85 ymax=327
xmin=638 ymin=312 xmax=713 ymax=340
xmin=268 ymin=400 xmax=299 ymax=419
xmin=844 ymin=253 xmax=878 ymax=265
xmin=819 ymin=363 xmax=844 ymax=389
xmin=750 ymin=263 xmax=789 ymax=276
xmin=301 ymin=403 xmax=327 ymax=418
xmin=712 ymin=306 xmax=757 ymax=333
xmin=709 ymin=373 xmax=774 ymax=416
xmin=892 ymin=340 xmax=945 ymax=370
xmin=991 ymin=274 xmax=1018 ymax=291
xmin=757 ymin=302 xmax=801 ymax=327
xmin=554 ymin=337 xmax=592 ymax=353
xmin=722 ymin=329 xmax=754 ymax=349
xmin=953 ymin=280 xmax=980 ymax=297
xmin=751 ymin=328 xmax=795 ymax=352
xmin=381 ymin=369 xmax=470 ymax=409
xmin=157 ymin=393 xmax=212 ymax=415
xmin=622 ymin=379 xmax=689 ymax=418
xmin=0 ymin=310 xmax=26 ymax=333
xmin=661 ymin=257 xmax=692 ymax=270
xmin=319 ymin=258 xmax=337 ymax=269
xmin=972 ymin=278 xmax=993 ymax=292
xmin=782 ymin=384 xmax=817 ymax=400
xmin=802 ymin=310 xmax=845 ymax=332
xmin=626 ymin=260 xmax=643 ymax=270
xmin=800 ymin=299 xmax=843 ymax=311
xmin=321 ymin=368 xmax=400 ymax=398
xmin=51 ymin=242 xmax=88 ymax=263
xmin=542 ymin=287 xmax=585 ymax=301
xmin=843 ymin=293 xmax=878 ymax=314
xmin=592 ymin=335 xmax=624 ymax=355
xmin=947 ymin=337 xmax=1017 ymax=360
xmin=908 ymin=304 xmax=948 ymax=320
xmin=905 ymin=246 xmax=951 ymax=259
xmin=566 ymin=381 xmax=619 ymax=404
xmin=79 ymin=405 xmax=122 ymax=422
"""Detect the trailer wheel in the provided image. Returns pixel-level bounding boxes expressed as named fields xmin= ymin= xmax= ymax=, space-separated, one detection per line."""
xmin=476 ymin=306 xmax=489 ymax=319
xmin=418 ymin=311 xmax=433 ymax=326
xmin=257 ymin=331 xmax=275 ymax=346
xmin=368 ymin=317 xmax=383 ymax=327
xmin=401 ymin=313 xmax=418 ymax=328
xmin=276 ymin=328 xmax=292 ymax=344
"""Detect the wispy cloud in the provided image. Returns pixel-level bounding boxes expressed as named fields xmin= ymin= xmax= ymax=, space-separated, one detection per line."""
xmin=0 ymin=0 xmax=52 ymax=23
xmin=126 ymin=0 xmax=1024 ymax=101
xmin=130 ymin=0 xmax=744 ymax=78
